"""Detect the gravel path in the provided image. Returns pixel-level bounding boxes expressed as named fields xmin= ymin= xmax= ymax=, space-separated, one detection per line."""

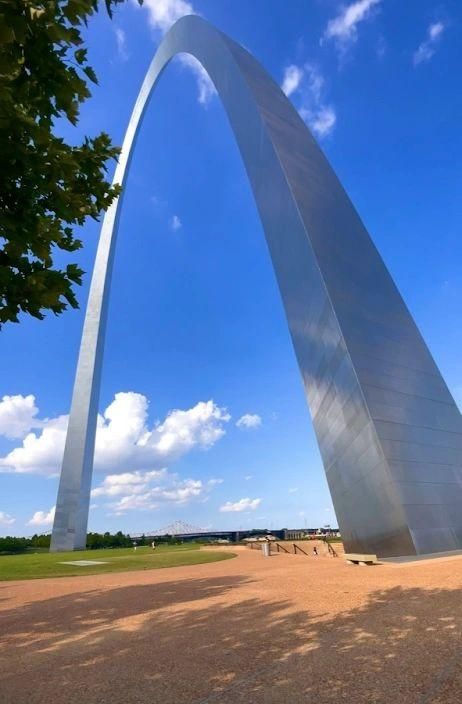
xmin=1 ymin=546 xmax=462 ymax=703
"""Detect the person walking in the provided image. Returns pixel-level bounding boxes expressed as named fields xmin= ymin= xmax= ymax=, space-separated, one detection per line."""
xmin=313 ymin=545 xmax=318 ymax=556
xmin=151 ymin=540 xmax=156 ymax=551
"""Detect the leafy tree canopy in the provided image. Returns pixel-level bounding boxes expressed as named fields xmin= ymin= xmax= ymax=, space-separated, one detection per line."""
xmin=0 ymin=0 xmax=134 ymax=325
xmin=0 ymin=530 xmax=134 ymax=553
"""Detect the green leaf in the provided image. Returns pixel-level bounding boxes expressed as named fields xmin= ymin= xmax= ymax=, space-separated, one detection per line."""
xmin=0 ymin=0 xmax=124 ymax=327
xmin=83 ymin=65 xmax=97 ymax=84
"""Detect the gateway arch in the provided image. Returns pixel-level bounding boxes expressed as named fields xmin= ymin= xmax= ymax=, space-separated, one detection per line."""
xmin=51 ymin=15 xmax=462 ymax=557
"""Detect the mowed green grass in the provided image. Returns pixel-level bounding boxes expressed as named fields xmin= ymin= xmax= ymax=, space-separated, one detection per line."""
xmin=0 ymin=544 xmax=235 ymax=581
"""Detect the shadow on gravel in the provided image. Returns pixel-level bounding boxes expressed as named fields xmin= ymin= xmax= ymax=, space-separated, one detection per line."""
xmin=1 ymin=576 xmax=461 ymax=704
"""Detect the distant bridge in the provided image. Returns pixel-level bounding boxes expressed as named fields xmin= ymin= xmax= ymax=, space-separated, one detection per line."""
xmin=131 ymin=520 xmax=210 ymax=538
xmin=130 ymin=521 xmax=290 ymax=543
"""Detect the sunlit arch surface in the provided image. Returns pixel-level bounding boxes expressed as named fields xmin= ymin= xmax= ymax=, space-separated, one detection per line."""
xmin=51 ymin=16 xmax=462 ymax=557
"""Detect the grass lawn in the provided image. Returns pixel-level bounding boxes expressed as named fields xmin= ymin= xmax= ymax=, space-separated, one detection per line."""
xmin=0 ymin=544 xmax=235 ymax=581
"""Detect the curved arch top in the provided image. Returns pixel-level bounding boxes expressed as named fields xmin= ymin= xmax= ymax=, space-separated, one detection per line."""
xmin=51 ymin=16 xmax=462 ymax=557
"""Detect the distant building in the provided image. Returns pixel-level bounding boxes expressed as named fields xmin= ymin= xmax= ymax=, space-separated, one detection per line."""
xmin=284 ymin=529 xmax=309 ymax=541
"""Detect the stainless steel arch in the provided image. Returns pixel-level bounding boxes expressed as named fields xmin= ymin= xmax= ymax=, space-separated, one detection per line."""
xmin=51 ymin=15 xmax=462 ymax=557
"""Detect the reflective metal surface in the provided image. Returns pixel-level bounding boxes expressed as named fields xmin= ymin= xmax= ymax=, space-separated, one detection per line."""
xmin=51 ymin=16 xmax=462 ymax=557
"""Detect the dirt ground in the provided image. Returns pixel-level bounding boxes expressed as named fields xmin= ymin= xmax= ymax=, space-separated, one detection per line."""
xmin=1 ymin=546 xmax=462 ymax=704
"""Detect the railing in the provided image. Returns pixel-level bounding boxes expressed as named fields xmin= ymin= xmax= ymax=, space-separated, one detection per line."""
xmin=248 ymin=539 xmax=341 ymax=557
xmin=274 ymin=542 xmax=290 ymax=554
xmin=325 ymin=538 xmax=338 ymax=557
xmin=293 ymin=543 xmax=308 ymax=555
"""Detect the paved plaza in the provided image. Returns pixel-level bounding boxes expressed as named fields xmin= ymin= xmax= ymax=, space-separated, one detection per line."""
xmin=1 ymin=546 xmax=462 ymax=703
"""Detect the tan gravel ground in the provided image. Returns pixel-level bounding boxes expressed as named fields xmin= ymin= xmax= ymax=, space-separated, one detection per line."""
xmin=1 ymin=546 xmax=462 ymax=704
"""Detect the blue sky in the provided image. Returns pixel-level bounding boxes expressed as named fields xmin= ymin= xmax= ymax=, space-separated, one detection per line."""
xmin=1 ymin=0 xmax=461 ymax=536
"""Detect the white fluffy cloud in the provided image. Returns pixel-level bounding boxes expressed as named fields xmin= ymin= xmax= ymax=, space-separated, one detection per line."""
xmin=90 ymin=470 xmax=222 ymax=514
xmin=207 ymin=478 xmax=224 ymax=486
xmin=0 ymin=414 xmax=68 ymax=476
xmin=113 ymin=479 xmax=203 ymax=512
xmin=27 ymin=506 xmax=55 ymax=527
xmin=91 ymin=469 xmax=167 ymax=498
xmin=142 ymin=0 xmax=193 ymax=32
xmin=26 ymin=469 xmax=221 ymax=521
xmin=281 ymin=65 xmax=303 ymax=97
xmin=413 ymin=22 xmax=445 ymax=66
xmin=177 ymin=54 xmax=216 ymax=105
xmin=141 ymin=0 xmax=216 ymax=105
xmin=114 ymin=27 xmax=128 ymax=61
xmin=0 ymin=394 xmax=40 ymax=439
xmin=220 ymin=497 xmax=261 ymax=513
xmin=0 ymin=392 xmax=230 ymax=476
xmin=281 ymin=63 xmax=336 ymax=138
xmin=323 ymin=0 xmax=381 ymax=50
xmin=236 ymin=413 xmax=262 ymax=430
xmin=302 ymin=106 xmax=336 ymax=137
xmin=0 ymin=511 xmax=15 ymax=526
xmin=169 ymin=214 xmax=182 ymax=231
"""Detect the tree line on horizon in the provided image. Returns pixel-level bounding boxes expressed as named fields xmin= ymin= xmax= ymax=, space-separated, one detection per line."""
xmin=0 ymin=530 xmax=186 ymax=554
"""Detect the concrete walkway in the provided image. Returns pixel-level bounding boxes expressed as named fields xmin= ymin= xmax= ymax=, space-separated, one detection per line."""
xmin=1 ymin=546 xmax=462 ymax=703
